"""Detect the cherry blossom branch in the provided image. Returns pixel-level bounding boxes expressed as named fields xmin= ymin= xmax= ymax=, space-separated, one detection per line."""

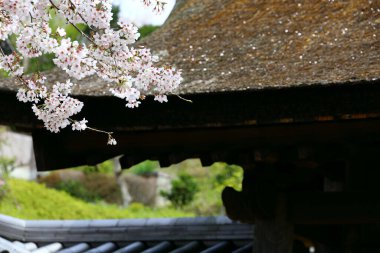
xmin=0 ymin=0 xmax=181 ymax=146
xmin=66 ymin=0 xmax=97 ymax=32
xmin=0 ymin=45 xmax=13 ymax=71
xmin=2 ymin=46 xmax=115 ymax=145
xmin=69 ymin=118 xmax=117 ymax=145
xmin=0 ymin=45 xmax=26 ymax=86
xmin=48 ymin=0 xmax=96 ymax=44
xmin=48 ymin=0 xmax=126 ymax=80
xmin=87 ymin=126 xmax=116 ymax=145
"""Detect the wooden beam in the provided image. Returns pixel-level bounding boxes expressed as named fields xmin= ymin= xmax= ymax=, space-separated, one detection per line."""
xmin=2 ymin=79 xmax=380 ymax=132
xmin=288 ymin=192 xmax=380 ymax=224
xmin=33 ymin=119 xmax=380 ymax=170
xmin=223 ymin=190 xmax=380 ymax=225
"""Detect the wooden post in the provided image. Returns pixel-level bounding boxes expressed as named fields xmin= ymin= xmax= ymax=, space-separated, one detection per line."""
xmin=252 ymin=195 xmax=294 ymax=253
xmin=222 ymin=164 xmax=294 ymax=253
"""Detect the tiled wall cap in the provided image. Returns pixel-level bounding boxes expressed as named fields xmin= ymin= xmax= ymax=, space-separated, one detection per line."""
xmin=88 ymin=219 xmax=119 ymax=228
xmin=145 ymin=218 xmax=177 ymax=226
xmin=116 ymin=218 xmax=147 ymax=227
xmin=0 ymin=214 xmax=253 ymax=244
xmin=0 ymin=214 xmax=238 ymax=230
xmin=0 ymin=215 xmax=26 ymax=228
xmin=60 ymin=220 xmax=91 ymax=228
xmin=214 ymin=216 xmax=233 ymax=224
xmin=24 ymin=220 xmax=65 ymax=229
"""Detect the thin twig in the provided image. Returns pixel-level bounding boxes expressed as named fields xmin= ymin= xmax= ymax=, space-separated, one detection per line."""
xmin=67 ymin=0 xmax=97 ymax=32
xmin=176 ymin=94 xmax=193 ymax=103
xmin=86 ymin=126 xmax=113 ymax=135
xmin=29 ymin=12 xmax=33 ymax=23
xmin=68 ymin=118 xmax=113 ymax=135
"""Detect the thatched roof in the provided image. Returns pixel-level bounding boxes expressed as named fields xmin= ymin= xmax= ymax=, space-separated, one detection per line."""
xmin=0 ymin=0 xmax=379 ymax=96
xmin=144 ymin=0 xmax=380 ymax=94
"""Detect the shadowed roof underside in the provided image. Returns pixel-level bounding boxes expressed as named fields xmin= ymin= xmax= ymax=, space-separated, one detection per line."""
xmin=0 ymin=0 xmax=379 ymax=96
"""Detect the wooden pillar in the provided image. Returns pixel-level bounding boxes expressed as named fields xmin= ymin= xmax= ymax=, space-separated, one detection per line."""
xmin=253 ymin=196 xmax=294 ymax=253
xmin=222 ymin=164 xmax=294 ymax=253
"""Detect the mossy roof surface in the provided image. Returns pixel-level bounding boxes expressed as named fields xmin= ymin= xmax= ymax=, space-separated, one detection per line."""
xmin=0 ymin=0 xmax=379 ymax=96
xmin=144 ymin=0 xmax=380 ymax=94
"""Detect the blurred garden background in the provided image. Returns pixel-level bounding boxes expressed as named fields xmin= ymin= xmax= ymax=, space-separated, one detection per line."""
xmin=0 ymin=126 xmax=242 ymax=220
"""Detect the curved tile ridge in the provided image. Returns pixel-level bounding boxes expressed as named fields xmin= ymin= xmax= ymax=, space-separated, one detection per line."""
xmin=0 ymin=215 xmax=253 ymax=243
xmin=32 ymin=243 xmax=63 ymax=253
xmin=0 ymin=236 xmax=30 ymax=253
xmin=0 ymin=215 xmax=26 ymax=228
xmin=0 ymin=215 xmax=26 ymax=241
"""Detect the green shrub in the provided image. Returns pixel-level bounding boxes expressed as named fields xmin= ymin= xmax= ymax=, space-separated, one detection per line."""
xmin=39 ymin=170 xmax=121 ymax=204
xmin=82 ymin=173 xmax=122 ymax=204
xmin=0 ymin=128 xmax=16 ymax=177
xmin=139 ymin=25 xmax=160 ymax=39
xmin=0 ymin=157 xmax=15 ymax=177
xmin=161 ymin=173 xmax=199 ymax=208
xmin=184 ymin=162 xmax=243 ymax=216
xmin=129 ymin=160 xmax=159 ymax=177
xmin=212 ymin=163 xmax=243 ymax=192
xmin=0 ymin=178 xmax=7 ymax=201
xmin=38 ymin=171 xmax=62 ymax=188
xmin=0 ymin=129 xmax=16 ymax=201
xmin=74 ymin=160 xmax=114 ymax=174
xmin=0 ymin=179 xmax=194 ymax=220
xmin=55 ymin=180 xmax=100 ymax=203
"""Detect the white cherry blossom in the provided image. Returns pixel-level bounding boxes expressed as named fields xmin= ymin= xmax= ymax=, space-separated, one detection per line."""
xmin=0 ymin=0 xmax=181 ymax=144
xmin=72 ymin=118 xmax=88 ymax=131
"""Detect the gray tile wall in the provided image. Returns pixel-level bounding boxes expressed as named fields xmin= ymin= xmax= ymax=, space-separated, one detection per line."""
xmin=0 ymin=214 xmax=253 ymax=243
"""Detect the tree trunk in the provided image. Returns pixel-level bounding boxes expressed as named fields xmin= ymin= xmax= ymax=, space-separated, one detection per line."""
xmin=113 ymin=157 xmax=132 ymax=207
